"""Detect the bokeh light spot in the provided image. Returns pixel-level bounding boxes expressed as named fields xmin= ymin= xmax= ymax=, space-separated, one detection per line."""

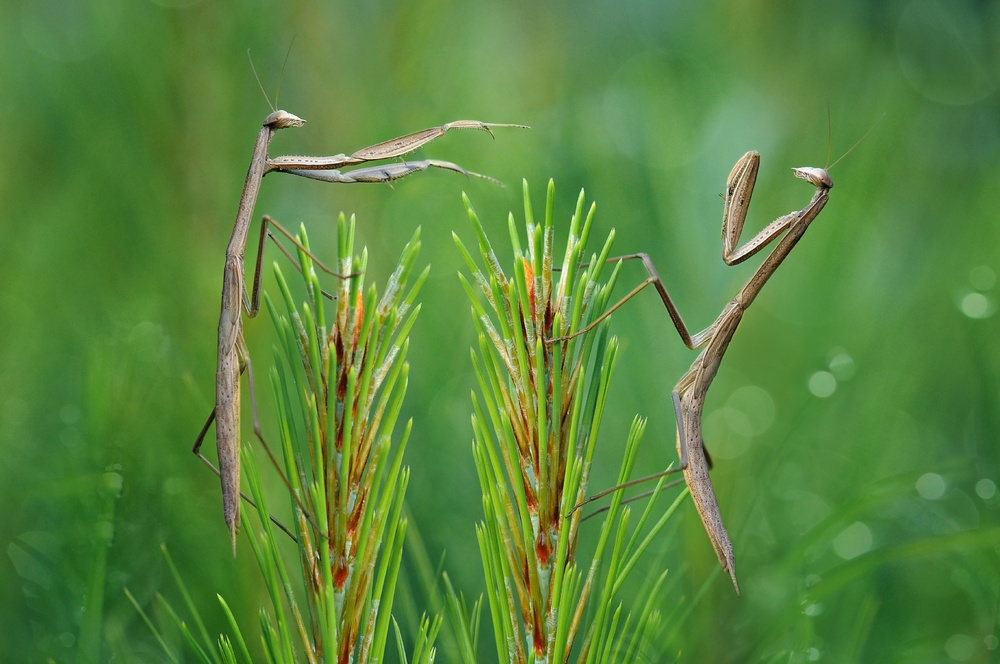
xmin=827 ymin=349 xmax=856 ymax=381
xmin=969 ymin=265 xmax=996 ymax=291
xmin=59 ymin=404 xmax=82 ymax=425
xmin=129 ymin=321 xmax=170 ymax=363
xmin=944 ymin=634 xmax=976 ymax=661
xmin=808 ymin=371 xmax=836 ymax=398
xmin=726 ymin=385 xmax=776 ymax=436
xmin=975 ymin=479 xmax=996 ymax=500
xmin=832 ymin=522 xmax=872 ymax=560
xmin=704 ymin=408 xmax=752 ymax=460
xmin=960 ymin=292 xmax=993 ymax=319
xmin=895 ymin=0 xmax=996 ymax=105
xmin=916 ymin=473 xmax=946 ymax=500
xmin=803 ymin=602 xmax=824 ymax=617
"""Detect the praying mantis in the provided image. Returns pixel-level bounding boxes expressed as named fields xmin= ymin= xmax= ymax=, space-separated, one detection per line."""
xmin=562 ymin=125 xmax=878 ymax=594
xmin=191 ymin=97 xmax=526 ymax=553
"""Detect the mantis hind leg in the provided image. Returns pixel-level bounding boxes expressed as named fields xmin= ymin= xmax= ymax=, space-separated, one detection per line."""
xmin=191 ymin=347 xmax=323 ymax=546
xmin=191 ymin=401 xmax=298 ymax=544
xmin=571 ymin=391 xmax=692 ymax=520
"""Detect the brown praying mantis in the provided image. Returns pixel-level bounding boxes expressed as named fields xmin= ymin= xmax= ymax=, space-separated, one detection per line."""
xmin=190 ymin=88 xmax=526 ymax=553
xmin=559 ymin=123 xmax=879 ymax=595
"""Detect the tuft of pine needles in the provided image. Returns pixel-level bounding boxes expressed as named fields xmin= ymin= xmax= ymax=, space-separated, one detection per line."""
xmin=132 ymin=214 xmax=438 ymax=664
xmin=451 ymin=180 xmax=685 ymax=663
xmin=244 ymin=212 xmax=436 ymax=663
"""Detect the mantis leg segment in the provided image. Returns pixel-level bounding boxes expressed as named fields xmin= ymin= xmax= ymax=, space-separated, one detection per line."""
xmin=248 ymin=214 xmax=358 ymax=316
xmin=569 ymin=462 xmax=686 ymax=517
xmin=192 ymin=340 xmax=327 ymax=549
xmin=277 ymin=158 xmax=500 ymax=186
xmin=569 ymin=391 xmax=691 ymax=518
xmin=266 ymin=121 xmax=528 ymax=171
xmin=347 ymin=121 xmax=527 ymax=161
xmin=580 ymin=477 xmax=686 ymax=522
xmin=191 ymin=405 xmax=299 ymax=544
xmin=549 ymin=253 xmax=712 ymax=349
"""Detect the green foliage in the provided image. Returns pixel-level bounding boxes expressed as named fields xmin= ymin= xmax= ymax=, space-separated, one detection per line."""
xmin=124 ymin=545 xmax=224 ymax=664
xmin=248 ymin=216 xmax=432 ymax=662
xmin=453 ymin=181 xmax=680 ymax=662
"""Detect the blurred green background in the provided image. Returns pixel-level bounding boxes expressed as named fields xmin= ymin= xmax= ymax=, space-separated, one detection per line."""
xmin=2 ymin=0 xmax=998 ymax=661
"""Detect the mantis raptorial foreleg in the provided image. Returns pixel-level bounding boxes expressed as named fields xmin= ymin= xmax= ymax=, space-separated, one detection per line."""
xmin=559 ymin=152 xmax=836 ymax=595
xmin=277 ymin=159 xmax=501 ymax=185
xmin=265 ymin=120 xmax=526 ymax=172
xmin=202 ymin=103 xmax=525 ymax=555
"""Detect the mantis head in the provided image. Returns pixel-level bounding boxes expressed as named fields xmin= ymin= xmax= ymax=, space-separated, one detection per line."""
xmin=264 ymin=110 xmax=305 ymax=130
xmin=790 ymin=112 xmax=885 ymax=191
xmin=792 ymin=166 xmax=833 ymax=189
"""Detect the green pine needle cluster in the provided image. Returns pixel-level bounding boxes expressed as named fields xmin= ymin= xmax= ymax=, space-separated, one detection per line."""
xmin=451 ymin=180 xmax=684 ymax=663
xmin=249 ymin=213 xmax=433 ymax=663
xmin=134 ymin=214 xmax=439 ymax=664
